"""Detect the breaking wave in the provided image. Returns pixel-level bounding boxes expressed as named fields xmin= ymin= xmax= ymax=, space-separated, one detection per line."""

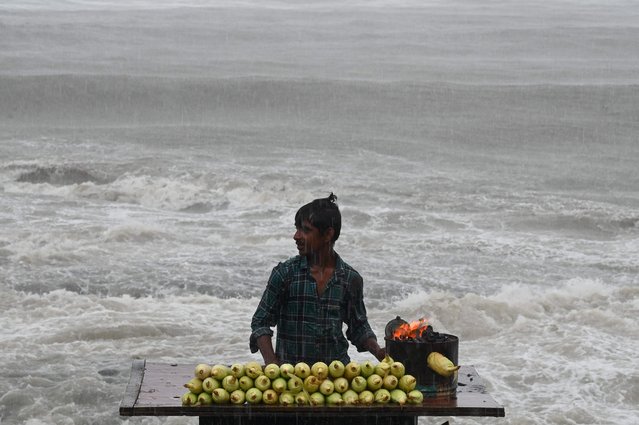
xmin=16 ymin=165 xmax=109 ymax=186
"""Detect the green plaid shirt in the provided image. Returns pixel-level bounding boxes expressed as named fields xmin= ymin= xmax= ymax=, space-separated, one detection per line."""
xmin=250 ymin=254 xmax=378 ymax=364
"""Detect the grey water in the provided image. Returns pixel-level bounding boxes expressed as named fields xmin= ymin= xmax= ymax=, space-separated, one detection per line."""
xmin=1 ymin=1 xmax=638 ymax=424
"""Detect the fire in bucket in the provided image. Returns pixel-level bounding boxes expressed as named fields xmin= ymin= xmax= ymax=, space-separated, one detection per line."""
xmin=384 ymin=316 xmax=459 ymax=398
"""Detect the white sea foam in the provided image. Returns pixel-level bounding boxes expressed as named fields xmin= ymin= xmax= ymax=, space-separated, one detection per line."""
xmin=1 ymin=278 xmax=637 ymax=424
xmin=392 ymin=279 xmax=639 ymax=424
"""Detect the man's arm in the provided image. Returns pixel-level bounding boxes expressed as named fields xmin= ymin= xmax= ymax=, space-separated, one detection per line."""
xmin=344 ymin=273 xmax=385 ymax=359
xmin=249 ymin=263 xmax=287 ymax=361
xmin=255 ymin=335 xmax=280 ymax=365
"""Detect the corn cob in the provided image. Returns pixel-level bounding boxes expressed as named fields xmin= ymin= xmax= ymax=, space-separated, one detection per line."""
xmin=427 ymin=352 xmax=460 ymax=377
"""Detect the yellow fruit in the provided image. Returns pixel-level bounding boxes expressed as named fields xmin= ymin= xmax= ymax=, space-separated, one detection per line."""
xmin=427 ymin=352 xmax=460 ymax=377
xmin=183 ymin=378 xmax=203 ymax=394
xmin=194 ymin=363 xmax=211 ymax=380
xmin=181 ymin=391 xmax=198 ymax=406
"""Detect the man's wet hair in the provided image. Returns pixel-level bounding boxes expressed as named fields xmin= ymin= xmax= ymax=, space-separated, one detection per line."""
xmin=295 ymin=193 xmax=341 ymax=242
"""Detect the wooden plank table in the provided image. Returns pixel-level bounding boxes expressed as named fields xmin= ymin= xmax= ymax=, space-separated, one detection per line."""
xmin=120 ymin=360 xmax=504 ymax=424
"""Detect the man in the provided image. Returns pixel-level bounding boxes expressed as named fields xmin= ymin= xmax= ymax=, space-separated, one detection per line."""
xmin=250 ymin=193 xmax=385 ymax=365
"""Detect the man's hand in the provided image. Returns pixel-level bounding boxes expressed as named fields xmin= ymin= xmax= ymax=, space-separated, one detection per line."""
xmin=375 ymin=346 xmax=386 ymax=361
xmin=364 ymin=337 xmax=386 ymax=361
xmin=263 ymin=354 xmax=281 ymax=366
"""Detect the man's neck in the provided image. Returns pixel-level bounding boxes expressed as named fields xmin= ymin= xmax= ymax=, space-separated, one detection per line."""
xmin=307 ymin=249 xmax=336 ymax=270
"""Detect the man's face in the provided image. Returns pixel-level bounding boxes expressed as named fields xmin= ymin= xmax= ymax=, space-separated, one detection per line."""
xmin=294 ymin=219 xmax=330 ymax=256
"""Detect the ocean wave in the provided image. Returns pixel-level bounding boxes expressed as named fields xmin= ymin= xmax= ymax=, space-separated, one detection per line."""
xmin=15 ymin=164 xmax=110 ymax=186
xmin=382 ymin=279 xmax=638 ymax=424
xmin=3 ymin=158 xmax=310 ymax=214
xmin=512 ymin=211 xmax=639 ymax=238
xmin=3 ymin=74 xmax=638 ymax=129
xmin=102 ymin=223 xmax=170 ymax=243
xmin=0 ymin=0 xmax=371 ymax=12
xmin=3 ymin=161 xmax=218 ymax=212
xmin=2 ymin=275 xmax=637 ymax=424
xmin=390 ymin=277 xmax=638 ymax=341
xmin=2 ymin=288 xmax=259 ymax=346
xmin=2 ymin=160 xmax=111 ymax=183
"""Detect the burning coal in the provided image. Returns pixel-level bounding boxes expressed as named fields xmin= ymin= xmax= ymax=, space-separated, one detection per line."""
xmin=385 ymin=316 xmax=450 ymax=343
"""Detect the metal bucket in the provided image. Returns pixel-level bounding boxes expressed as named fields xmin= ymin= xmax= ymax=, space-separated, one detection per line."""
xmin=384 ymin=332 xmax=459 ymax=398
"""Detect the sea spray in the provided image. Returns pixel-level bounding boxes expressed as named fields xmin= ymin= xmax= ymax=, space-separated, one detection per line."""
xmin=3 ymin=5 xmax=638 ymax=425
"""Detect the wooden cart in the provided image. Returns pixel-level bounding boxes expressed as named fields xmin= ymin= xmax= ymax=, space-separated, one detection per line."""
xmin=120 ymin=360 xmax=504 ymax=424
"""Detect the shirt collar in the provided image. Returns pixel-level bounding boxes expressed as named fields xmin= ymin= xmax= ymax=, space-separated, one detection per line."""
xmin=298 ymin=252 xmax=345 ymax=273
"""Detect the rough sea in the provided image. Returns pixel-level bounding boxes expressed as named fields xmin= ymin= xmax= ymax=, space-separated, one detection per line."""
xmin=1 ymin=0 xmax=638 ymax=424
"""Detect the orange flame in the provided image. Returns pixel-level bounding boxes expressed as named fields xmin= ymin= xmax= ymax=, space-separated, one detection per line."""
xmin=392 ymin=317 xmax=429 ymax=340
